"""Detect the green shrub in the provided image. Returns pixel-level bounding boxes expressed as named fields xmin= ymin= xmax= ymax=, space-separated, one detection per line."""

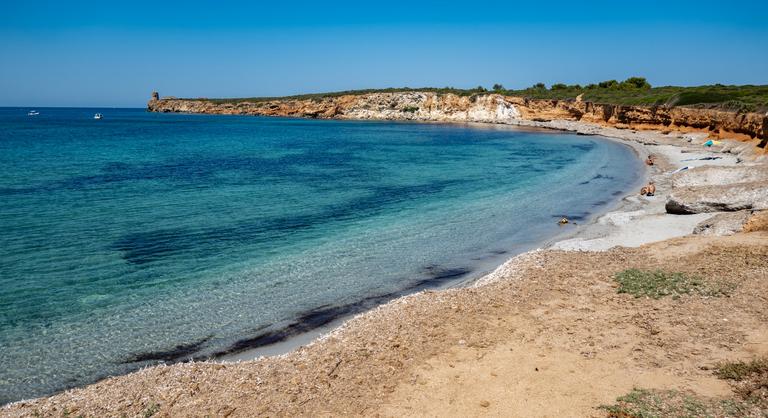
xmin=720 ymin=100 xmax=756 ymax=113
xmin=143 ymin=403 xmax=160 ymax=418
xmin=671 ymin=91 xmax=735 ymax=106
xmin=714 ymin=357 xmax=768 ymax=410
xmin=714 ymin=357 xmax=768 ymax=381
xmin=401 ymin=106 xmax=419 ymax=113
xmin=620 ymin=77 xmax=652 ymax=89
xmin=601 ymin=388 xmax=762 ymax=418
xmin=186 ymin=82 xmax=768 ymax=113
xmin=614 ymin=269 xmax=732 ymax=299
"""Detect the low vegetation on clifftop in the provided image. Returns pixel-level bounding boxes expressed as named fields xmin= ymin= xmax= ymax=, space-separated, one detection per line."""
xmin=180 ymin=78 xmax=768 ymax=114
xmin=150 ymin=79 xmax=768 ymax=148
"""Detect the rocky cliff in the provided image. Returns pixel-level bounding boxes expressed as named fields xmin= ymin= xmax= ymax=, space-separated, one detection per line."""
xmin=148 ymin=92 xmax=768 ymax=148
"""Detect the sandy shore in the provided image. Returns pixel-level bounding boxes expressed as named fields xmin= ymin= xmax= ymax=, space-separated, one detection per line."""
xmin=3 ymin=120 xmax=767 ymax=417
xmin=550 ymin=132 xmax=739 ymax=251
xmin=221 ymin=124 xmax=720 ymax=363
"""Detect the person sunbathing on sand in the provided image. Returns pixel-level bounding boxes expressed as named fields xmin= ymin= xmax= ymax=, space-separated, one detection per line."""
xmin=640 ymin=181 xmax=656 ymax=196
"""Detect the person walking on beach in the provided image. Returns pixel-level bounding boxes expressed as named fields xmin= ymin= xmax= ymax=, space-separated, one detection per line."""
xmin=645 ymin=155 xmax=654 ymax=166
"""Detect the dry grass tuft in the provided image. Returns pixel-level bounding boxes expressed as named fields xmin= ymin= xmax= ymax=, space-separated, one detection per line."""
xmin=715 ymin=357 xmax=768 ymax=410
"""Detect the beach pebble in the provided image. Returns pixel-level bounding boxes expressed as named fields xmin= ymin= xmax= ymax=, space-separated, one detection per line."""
xmin=480 ymin=400 xmax=490 ymax=408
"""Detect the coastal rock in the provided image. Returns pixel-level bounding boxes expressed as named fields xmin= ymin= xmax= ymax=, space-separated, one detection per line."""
xmin=670 ymin=165 xmax=768 ymax=188
xmin=666 ymin=165 xmax=768 ymax=214
xmin=147 ymin=92 xmax=523 ymax=124
xmin=666 ymin=181 xmax=768 ymax=214
xmin=147 ymin=92 xmax=768 ymax=147
xmin=692 ymin=211 xmax=752 ymax=236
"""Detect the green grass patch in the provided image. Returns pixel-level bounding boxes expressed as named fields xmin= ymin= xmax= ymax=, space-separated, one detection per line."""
xmin=502 ymin=84 xmax=768 ymax=111
xmin=402 ymin=105 xmax=419 ymax=113
xmin=614 ymin=269 xmax=733 ymax=299
xmin=600 ymin=388 xmax=763 ymax=418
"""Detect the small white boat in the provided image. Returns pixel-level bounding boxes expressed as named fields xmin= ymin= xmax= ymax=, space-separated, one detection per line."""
xmin=93 ymin=113 xmax=103 ymax=120
xmin=28 ymin=110 xmax=39 ymax=116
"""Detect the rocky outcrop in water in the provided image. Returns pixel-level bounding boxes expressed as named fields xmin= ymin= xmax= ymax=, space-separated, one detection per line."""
xmin=148 ymin=92 xmax=768 ymax=146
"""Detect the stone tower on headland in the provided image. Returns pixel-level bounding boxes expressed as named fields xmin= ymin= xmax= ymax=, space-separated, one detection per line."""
xmin=151 ymin=91 xmax=159 ymax=101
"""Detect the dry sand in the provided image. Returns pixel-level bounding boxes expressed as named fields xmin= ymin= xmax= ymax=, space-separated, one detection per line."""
xmin=3 ymin=122 xmax=767 ymax=418
xmin=379 ymin=233 xmax=768 ymax=417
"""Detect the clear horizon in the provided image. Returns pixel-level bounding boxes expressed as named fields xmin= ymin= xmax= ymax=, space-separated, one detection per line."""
xmin=2 ymin=0 xmax=767 ymax=107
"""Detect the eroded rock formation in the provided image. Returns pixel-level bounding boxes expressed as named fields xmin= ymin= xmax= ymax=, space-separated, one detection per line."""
xmin=692 ymin=210 xmax=753 ymax=236
xmin=147 ymin=92 xmax=768 ymax=146
xmin=666 ymin=165 xmax=768 ymax=214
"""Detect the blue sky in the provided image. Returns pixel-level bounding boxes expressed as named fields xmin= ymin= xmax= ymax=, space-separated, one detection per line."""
xmin=2 ymin=1 xmax=767 ymax=107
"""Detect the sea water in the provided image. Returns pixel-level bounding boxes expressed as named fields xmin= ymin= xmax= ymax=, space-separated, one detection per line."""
xmin=0 ymin=108 xmax=643 ymax=403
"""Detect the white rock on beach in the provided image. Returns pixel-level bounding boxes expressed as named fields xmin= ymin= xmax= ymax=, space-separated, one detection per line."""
xmin=671 ymin=164 xmax=768 ymax=188
xmin=666 ymin=181 xmax=768 ymax=214
xmin=692 ymin=210 xmax=753 ymax=236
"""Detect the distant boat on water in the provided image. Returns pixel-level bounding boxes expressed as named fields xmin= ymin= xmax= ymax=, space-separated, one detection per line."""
xmin=28 ymin=110 xmax=39 ymax=116
xmin=93 ymin=113 xmax=103 ymax=120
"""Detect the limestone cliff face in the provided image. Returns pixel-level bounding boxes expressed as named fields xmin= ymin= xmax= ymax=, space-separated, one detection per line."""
xmin=148 ymin=92 xmax=767 ymax=147
xmin=148 ymin=93 xmax=521 ymax=124
xmin=511 ymin=98 xmax=767 ymax=144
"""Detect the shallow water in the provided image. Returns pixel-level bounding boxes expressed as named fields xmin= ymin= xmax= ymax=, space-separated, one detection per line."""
xmin=0 ymin=108 xmax=643 ymax=403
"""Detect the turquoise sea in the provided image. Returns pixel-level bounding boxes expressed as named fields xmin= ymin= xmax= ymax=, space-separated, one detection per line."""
xmin=0 ymin=108 xmax=643 ymax=403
